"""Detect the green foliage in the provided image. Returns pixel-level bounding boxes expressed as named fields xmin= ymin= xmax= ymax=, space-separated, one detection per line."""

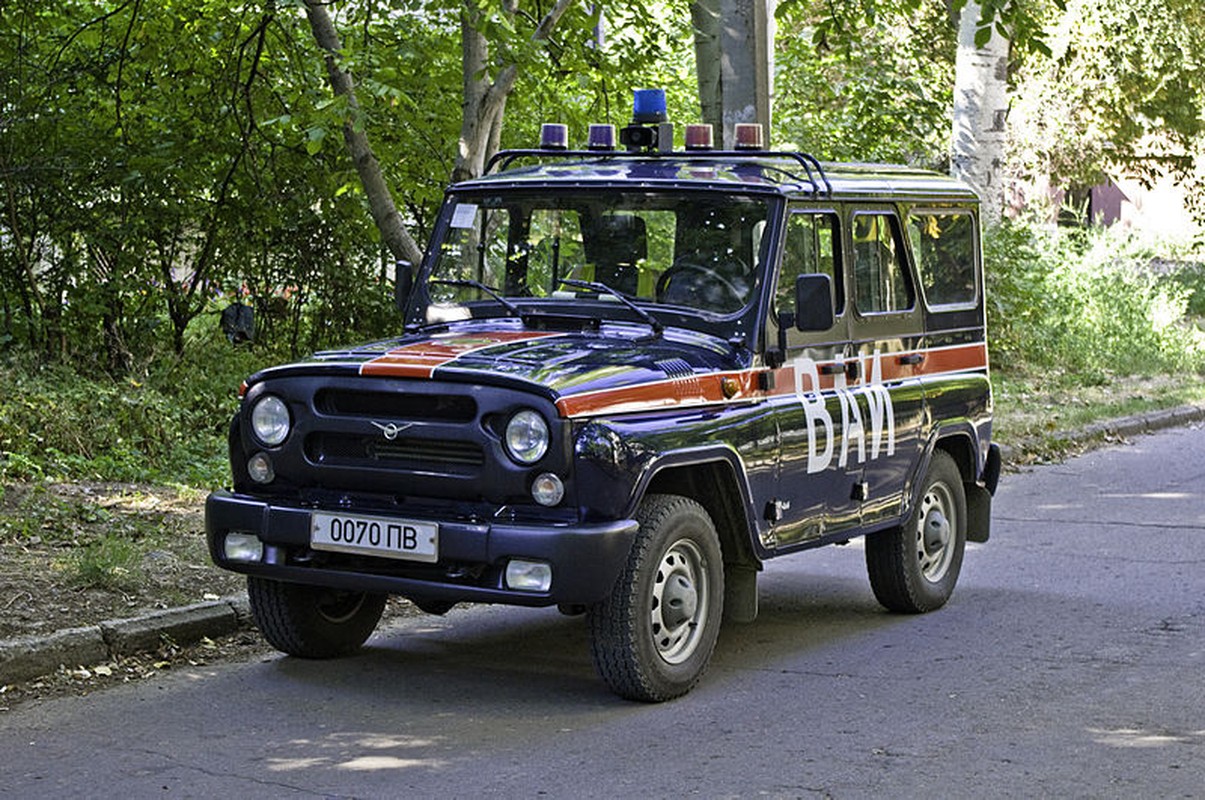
xmin=0 ymin=329 xmax=281 ymax=486
xmin=1007 ymin=0 xmax=1205 ymax=199
xmin=986 ymin=220 xmax=1205 ymax=383
xmin=774 ymin=0 xmax=956 ymax=165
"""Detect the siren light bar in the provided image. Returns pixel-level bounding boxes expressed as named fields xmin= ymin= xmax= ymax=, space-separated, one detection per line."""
xmin=498 ymin=88 xmax=832 ymax=196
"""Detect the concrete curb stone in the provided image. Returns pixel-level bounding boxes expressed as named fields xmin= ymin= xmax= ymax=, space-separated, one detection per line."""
xmin=3 ymin=403 xmax=1205 ymax=687
xmin=0 ymin=595 xmax=250 ymax=686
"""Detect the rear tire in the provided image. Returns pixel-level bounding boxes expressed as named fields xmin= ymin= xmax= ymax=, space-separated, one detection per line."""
xmin=247 ymin=577 xmax=386 ymax=658
xmin=866 ymin=451 xmax=966 ymax=613
xmin=587 ymin=494 xmax=724 ymax=702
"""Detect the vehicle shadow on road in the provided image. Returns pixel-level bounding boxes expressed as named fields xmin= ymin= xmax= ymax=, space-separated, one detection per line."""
xmin=263 ymin=567 xmax=911 ymax=709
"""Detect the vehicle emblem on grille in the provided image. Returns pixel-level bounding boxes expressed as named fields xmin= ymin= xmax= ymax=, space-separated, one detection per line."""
xmin=370 ymin=421 xmax=412 ymax=441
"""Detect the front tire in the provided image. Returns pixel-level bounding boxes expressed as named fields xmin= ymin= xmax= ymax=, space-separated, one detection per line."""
xmin=247 ymin=577 xmax=386 ymax=658
xmin=587 ymin=494 xmax=725 ymax=702
xmin=866 ymin=451 xmax=967 ymax=613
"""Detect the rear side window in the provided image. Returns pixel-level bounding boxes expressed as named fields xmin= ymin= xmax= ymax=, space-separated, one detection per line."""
xmin=907 ymin=210 xmax=978 ymax=308
xmin=852 ymin=213 xmax=913 ymax=314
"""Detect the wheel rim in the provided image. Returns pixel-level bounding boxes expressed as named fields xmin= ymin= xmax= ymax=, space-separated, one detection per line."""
xmin=915 ymin=480 xmax=956 ymax=582
xmin=316 ymin=591 xmax=367 ymax=624
xmin=649 ymin=538 xmax=710 ymax=665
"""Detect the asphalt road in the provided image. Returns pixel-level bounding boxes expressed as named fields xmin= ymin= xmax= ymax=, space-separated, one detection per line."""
xmin=2 ymin=424 xmax=1203 ymax=799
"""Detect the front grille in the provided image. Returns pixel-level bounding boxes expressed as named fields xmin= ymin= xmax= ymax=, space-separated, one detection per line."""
xmin=306 ymin=433 xmax=484 ymax=468
xmin=315 ymin=388 xmax=477 ymax=422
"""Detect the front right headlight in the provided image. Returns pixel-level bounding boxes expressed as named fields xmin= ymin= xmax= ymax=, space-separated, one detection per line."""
xmin=250 ymin=395 xmax=291 ymax=447
xmin=505 ymin=409 xmax=550 ymax=464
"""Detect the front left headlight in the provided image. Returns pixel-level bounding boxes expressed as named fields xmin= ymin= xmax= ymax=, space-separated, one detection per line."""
xmin=505 ymin=409 xmax=549 ymax=464
xmin=250 ymin=395 xmax=291 ymax=447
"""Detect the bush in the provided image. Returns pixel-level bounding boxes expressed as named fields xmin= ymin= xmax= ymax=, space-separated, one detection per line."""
xmin=0 ymin=325 xmax=281 ymax=487
xmin=985 ymin=220 xmax=1205 ymax=384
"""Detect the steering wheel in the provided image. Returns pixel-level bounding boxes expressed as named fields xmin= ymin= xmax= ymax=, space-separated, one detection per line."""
xmin=656 ymin=260 xmax=748 ymax=309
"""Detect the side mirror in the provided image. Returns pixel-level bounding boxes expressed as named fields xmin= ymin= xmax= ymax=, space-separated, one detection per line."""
xmin=795 ymin=273 xmax=834 ymax=332
xmin=394 ymin=260 xmax=413 ymax=311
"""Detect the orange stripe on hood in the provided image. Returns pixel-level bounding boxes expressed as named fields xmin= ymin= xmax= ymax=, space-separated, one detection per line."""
xmin=360 ymin=331 xmax=562 ymax=378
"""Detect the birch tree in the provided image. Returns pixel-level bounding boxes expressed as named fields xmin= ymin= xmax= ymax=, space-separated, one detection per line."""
xmin=950 ymin=0 xmax=1012 ymax=221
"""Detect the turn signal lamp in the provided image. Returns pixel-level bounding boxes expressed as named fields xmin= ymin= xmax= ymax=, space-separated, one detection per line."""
xmin=247 ymin=452 xmax=275 ymax=484
xmin=685 ymin=124 xmax=714 ymax=151
xmin=587 ymin=124 xmax=616 ymax=151
xmin=539 ymin=123 xmax=569 ymax=150
xmin=531 ymin=472 xmax=565 ymax=506
xmin=734 ymin=123 xmax=765 ymax=150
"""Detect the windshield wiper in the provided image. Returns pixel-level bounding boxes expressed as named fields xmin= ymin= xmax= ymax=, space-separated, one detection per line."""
xmin=559 ymin=278 xmax=663 ymax=338
xmin=430 ymin=279 xmax=522 ymax=318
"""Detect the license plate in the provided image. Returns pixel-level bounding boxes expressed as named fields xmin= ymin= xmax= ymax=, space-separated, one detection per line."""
xmin=310 ymin=512 xmax=438 ymax=563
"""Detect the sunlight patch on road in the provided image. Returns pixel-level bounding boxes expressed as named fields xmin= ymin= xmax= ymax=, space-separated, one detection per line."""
xmin=1088 ymin=727 xmax=1203 ymax=748
xmin=265 ymin=732 xmax=449 ymax=773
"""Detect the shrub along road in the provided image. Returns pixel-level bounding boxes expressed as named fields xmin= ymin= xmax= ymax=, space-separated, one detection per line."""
xmin=0 ymin=416 xmax=1203 ymax=796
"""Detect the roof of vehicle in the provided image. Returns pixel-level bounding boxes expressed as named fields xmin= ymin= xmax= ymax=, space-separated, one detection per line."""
xmin=453 ymin=151 xmax=979 ymax=205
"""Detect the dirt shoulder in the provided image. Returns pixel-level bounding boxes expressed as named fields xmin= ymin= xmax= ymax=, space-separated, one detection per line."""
xmin=0 ymin=482 xmax=243 ymax=642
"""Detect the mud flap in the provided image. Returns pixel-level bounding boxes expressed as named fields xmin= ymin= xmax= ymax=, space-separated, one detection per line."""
xmin=724 ymin=563 xmax=759 ymax=623
xmin=965 ymin=482 xmax=992 ymax=543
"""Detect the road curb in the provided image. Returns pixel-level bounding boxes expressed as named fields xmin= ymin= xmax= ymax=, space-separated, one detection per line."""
xmin=995 ymin=402 xmax=1205 ymax=464
xmin=0 ymin=594 xmax=251 ymax=686
xmin=3 ymin=403 xmax=1204 ymax=687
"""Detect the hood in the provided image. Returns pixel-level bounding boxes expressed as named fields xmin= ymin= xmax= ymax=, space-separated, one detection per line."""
xmin=248 ymin=320 xmax=758 ymax=418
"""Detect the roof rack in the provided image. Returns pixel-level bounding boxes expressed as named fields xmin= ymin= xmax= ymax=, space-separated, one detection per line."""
xmin=483 ymin=149 xmax=832 ymax=197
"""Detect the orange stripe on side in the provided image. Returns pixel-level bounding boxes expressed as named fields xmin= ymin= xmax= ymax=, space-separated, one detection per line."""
xmin=360 ymin=331 xmax=562 ymax=378
xmin=555 ymin=370 xmax=760 ymax=418
xmin=916 ymin=342 xmax=988 ymax=376
xmin=556 ymin=343 xmax=990 ymax=418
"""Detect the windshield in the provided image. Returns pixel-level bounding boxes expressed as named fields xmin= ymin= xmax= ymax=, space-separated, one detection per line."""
xmin=425 ymin=190 xmax=772 ymax=319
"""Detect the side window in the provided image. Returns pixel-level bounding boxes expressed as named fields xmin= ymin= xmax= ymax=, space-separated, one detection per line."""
xmin=908 ymin=210 xmax=978 ymax=308
xmin=852 ymin=212 xmax=913 ymax=314
xmin=776 ymin=212 xmax=843 ymax=319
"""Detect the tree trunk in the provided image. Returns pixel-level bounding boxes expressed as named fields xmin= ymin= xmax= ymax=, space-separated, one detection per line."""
xmin=303 ymin=0 xmax=424 ymax=267
xmin=691 ymin=0 xmax=774 ymax=148
xmin=691 ymin=0 xmax=723 ymax=135
xmin=950 ymin=1 xmax=1011 ymax=223
xmin=454 ymin=0 xmax=575 ymax=183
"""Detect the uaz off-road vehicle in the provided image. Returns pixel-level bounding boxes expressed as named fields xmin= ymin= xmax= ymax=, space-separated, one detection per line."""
xmin=207 ymin=91 xmax=1001 ymax=701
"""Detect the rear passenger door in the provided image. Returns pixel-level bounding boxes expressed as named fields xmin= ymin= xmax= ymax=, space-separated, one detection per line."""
xmin=846 ymin=207 xmax=927 ymax=528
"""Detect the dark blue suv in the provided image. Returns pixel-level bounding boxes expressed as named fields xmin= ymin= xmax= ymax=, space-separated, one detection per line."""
xmin=206 ymin=107 xmax=1000 ymax=701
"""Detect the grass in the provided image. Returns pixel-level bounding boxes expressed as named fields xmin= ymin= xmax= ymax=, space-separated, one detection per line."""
xmin=992 ymin=370 xmax=1205 ymax=461
xmin=66 ymin=536 xmax=144 ymax=591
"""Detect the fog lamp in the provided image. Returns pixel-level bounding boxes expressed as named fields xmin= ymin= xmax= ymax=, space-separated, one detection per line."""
xmin=531 ymin=472 xmax=565 ymax=507
xmin=247 ymin=452 xmax=275 ymax=484
xmin=224 ymin=532 xmax=263 ymax=562
xmin=505 ymin=560 xmax=553 ymax=593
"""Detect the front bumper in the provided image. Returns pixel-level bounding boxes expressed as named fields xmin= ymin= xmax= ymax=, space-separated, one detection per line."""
xmin=205 ymin=490 xmax=638 ymax=607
